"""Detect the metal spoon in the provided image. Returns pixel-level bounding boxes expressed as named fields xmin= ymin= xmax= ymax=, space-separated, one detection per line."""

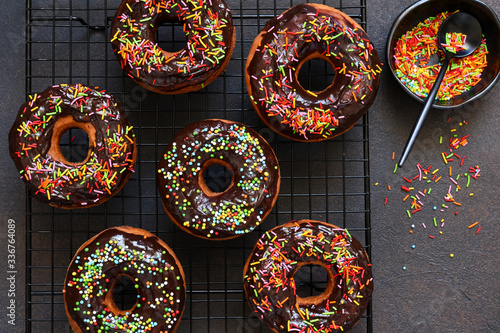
xmin=398 ymin=12 xmax=482 ymax=167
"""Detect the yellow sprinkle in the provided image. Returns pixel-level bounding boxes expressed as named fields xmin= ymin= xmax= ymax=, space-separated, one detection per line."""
xmin=442 ymin=152 xmax=448 ymax=164
xmin=110 ymin=30 xmax=119 ymax=42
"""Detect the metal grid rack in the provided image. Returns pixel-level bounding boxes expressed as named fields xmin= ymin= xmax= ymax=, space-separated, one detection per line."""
xmin=25 ymin=0 xmax=372 ymax=332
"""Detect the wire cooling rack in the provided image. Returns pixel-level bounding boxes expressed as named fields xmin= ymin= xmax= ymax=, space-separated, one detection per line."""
xmin=25 ymin=0 xmax=372 ymax=331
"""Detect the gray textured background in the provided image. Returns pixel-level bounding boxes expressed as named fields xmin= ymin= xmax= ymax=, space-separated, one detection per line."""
xmin=1 ymin=1 xmax=27 ymax=332
xmin=1 ymin=0 xmax=499 ymax=332
xmin=368 ymin=0 xmax=500 ymax=332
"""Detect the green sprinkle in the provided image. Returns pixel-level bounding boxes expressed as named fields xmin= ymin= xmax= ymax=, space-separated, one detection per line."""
xmin=344 ymin=228 xmax=351 ymax=239
xmin=322 ymin=311 xmax=337 ymax=315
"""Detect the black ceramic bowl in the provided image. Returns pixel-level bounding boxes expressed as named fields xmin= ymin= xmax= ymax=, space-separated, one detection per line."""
xmin=386 ymin=0 xmax=500 ymax=109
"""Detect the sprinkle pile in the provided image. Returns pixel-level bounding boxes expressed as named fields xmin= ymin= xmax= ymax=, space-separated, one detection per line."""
xmin=393 ymin=11 xmax=488 ymax=100
xmin=247 ymin=4 xmax=381 ymax=141
xmin=110 ymin=0 xmax=234 ymax=92
xmin=244 ymin=220 xmax=373 ymax=333
xmin=8 ymin=84 xmax=136 ymax=208
xmin=442 ymin=32 xmax=468 ymax=54
xmin=157 ymin=120 xmax=280 ymax=239
xmin=64 ymin=227 xmax=185 ymax=332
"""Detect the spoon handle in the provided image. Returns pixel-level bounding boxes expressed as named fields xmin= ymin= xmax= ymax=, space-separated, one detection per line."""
xmin=398 ymin=57 xmax=451 ymax=167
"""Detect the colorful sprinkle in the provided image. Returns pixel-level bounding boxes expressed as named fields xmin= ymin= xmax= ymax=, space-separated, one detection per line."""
xmin=247 ymin=4 xmax=381 ymax=140
xmin=157 ymin=120 xmax=279 ymax=239
xmin=9 ymin=84 xmax=136 ymax=207
xmin=393 ymin=11 xmax=488 ymax=101
xmin=244 ymin=221 xmax=372 ymax=332
xmin=111 ymin=0 xmax=234 ymax=93
xmin=64 ymin=227 xmax=185 ymax=332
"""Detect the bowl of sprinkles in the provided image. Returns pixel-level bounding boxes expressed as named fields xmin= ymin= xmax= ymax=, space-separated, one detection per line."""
xmin=386 ymin=0 xmax=500 ymax=108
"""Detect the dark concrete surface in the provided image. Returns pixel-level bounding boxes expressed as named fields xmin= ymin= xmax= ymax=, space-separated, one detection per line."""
xmin=0 ymin=1 xmax=26 ymax=332
xmin=0 ymin=1 xmax=499 ymax=332
xmin=368 ymin=0 xmax=500 ymax=332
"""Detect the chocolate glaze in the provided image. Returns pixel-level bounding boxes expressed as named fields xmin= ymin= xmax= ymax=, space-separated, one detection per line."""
xmin=8 ymin=84 xmax=136 ymax=209
xmin=110 ymin=0 xmax=235 ymax=94
xmin=64 ymin=226 xmax=186 ymax=333
xmin=243 ymin=220 xmax=373 ymax=333
xmin=157 ymin=119 xmax=280 ymax=240
xmin=246 ymin=4 xmax=382 ymax=141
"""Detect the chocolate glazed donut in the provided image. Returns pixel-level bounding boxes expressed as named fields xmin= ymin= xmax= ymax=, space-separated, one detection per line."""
xmin=243 ymin=220 xmax=373 ymax=333
xmin=8 ymin=84 xmax=136 ymax=209
xmin=110 ymin=0 xmax=236 ymax=94
xmin=246 ymin=3 xmax=382 ymax=142
xmin=157 ymin=119 xmax=280 ymax=240
xmin=64 ymin=226 xmax=186 ymax=333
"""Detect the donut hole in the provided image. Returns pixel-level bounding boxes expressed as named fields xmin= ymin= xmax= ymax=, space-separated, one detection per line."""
xmin=200 ymin=161 xmax=234 ymax=194
xmin=294 ymin=264 xmax=330 ymax=299
xmin=156 ymin=21 xmax=187 ymax=54
xmin=59 ymin=127 xmax=90 ymax=164
xmin=48 ymin=116 xmax=96 ymax=167
xmin=297 ymin=57 xmax=336 ymax=93
xmin=112 ymin=275 xmax=139 ymax=312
